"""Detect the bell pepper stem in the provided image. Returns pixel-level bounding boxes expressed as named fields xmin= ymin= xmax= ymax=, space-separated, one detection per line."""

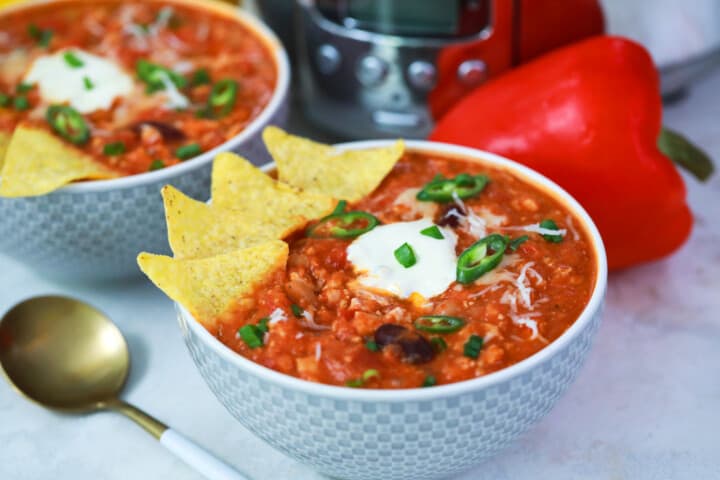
xmin=658 ymin=127 xmax=714 ymax=181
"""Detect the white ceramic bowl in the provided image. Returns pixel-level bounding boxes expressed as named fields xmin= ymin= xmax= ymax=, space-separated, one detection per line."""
xmin=176 ymin=141 xmax=608 ymax=480
xmin=0 ymin=0 xmax=290 ymax=281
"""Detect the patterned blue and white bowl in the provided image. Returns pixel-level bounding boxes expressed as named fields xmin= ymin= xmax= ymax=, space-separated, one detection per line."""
xmin=177 ymin=141 xmax=608 ymax=480
xmin=0 ymin=0 xmax=289 ymax=281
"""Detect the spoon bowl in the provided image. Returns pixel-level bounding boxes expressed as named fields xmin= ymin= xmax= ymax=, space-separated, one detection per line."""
xmin=0 ymin=295 xmax=247 ymax=480
xmin=0 ymin=296 xmax=128 ymax=411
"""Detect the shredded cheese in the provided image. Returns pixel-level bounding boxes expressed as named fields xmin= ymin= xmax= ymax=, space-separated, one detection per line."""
xmin=156 ymin=70 xmax=189 ymax=110
xmin=566 ymin=214 xmax=581 ymax=241
xmin=526 ymin=265 xmax=544 ymax=284
xmin=452 ymin=192 xmax=487 ymax=238
xmin=149 ymin=7 xmax=174 ymax=35
xmin=515 ymin=262 xmax=535 ymax=310
xmin=172 ymin=60 xmax=195 ymax=74
xmin=469 ymin=283 xmax=502 ymax=298
xmin=503 ymin=223 xmax=567 ymax=237
xmin=268 ymin=308 xmax=287 ymax=325
xmin=315 ymin=343 xmax=322 ymax=361
xmin=512 ymin=315 xmax=545 ymax=341
xmin=300 ymin=311 xmax=330 ymax=331
xmin=123 ymin=24 xmax=149 ymax=50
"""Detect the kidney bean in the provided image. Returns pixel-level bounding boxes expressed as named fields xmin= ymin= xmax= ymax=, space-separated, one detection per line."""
xmin=374 ymin=324 xmax=435 ymax=364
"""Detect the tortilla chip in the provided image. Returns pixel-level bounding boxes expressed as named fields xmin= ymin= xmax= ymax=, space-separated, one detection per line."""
xmin=0 ymin=125 xmax=117 ymax=197
xmin=263 ymin=126 xmax=404 ymax=202
xmin=162 ymin=185 xmax=300 ymax=259
xmin=211 ymin=151 xmax=336 ymax=219
xmin=137 ymin=240 xmax=288 ymax=328
xmin=0 ymin=131 xmax=10 ymax=171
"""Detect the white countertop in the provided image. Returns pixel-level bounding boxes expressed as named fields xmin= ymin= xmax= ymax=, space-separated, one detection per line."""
xmin=2 ymin=68 xmax=720 ymax=480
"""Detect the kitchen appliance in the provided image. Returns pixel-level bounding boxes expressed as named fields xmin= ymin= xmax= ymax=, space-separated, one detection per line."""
xmin=258 ymin=0 xmax=604 ymax=139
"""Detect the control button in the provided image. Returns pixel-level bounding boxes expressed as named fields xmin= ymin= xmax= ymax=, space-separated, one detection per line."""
xmin=407 ymin=61 xmax=437 ymax=91
xmin=316 ymin=44 xmax=341 ymax=75
xmin=372 ymin=110 xmax=424 ymax=128
xmin=457 ymin=59 xmax=487 ymax=86
xmin=356 ymin=55 xmax=389 ymax=87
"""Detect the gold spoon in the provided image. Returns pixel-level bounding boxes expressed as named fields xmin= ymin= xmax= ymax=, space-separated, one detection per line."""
xmin=0 ymin=295 xmax=248 ymax=480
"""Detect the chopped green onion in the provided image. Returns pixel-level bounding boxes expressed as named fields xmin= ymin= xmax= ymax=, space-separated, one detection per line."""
xmin=430 ymin=337 xmax=447 ymax=353
xmin=238 ymin=324 xmax=263 ymax=349
xmin=0 ymin=93 xmax=9 ymax=108
xmin=63 ymin=51 xmax=84 ymax=68
xmin=365 ymin=340 xmax=380 ymax=352
xmin=414 ymin=315 xmax=465 ymax=334
xmin=149 ymin=159 xmax=165 ymax=171
xmin=346 ymin=369 xmax=380 ymax=388
xmin=290 ymin=304 xmax=304 ymax=318
xmin=83 ymin=76 xmax=94 ymax=90
xmin=539 ymin=219 xmax=563 ymax=243
xmin=103 ymin=142 xmax=126 ymax=156
xmin=16 ymin=83 xmax=34 ymax=94
xmin=257 ymin=317 xmax=270 ymax=334
xmin=394 ymin=242 xmax=416 ymax=268
xmin=191 ymin=68 xmax=211 ymax=86
xmin=306 ymin=210 xmax=380 ymax=239
xmin=46 ymin=105 xmax=89 ymax=145
xmin=420 ymin=225 xmax=444 ymax=239
xmin=456 ymin=233 xmax=509 ymax=284
xmin=13 ymin=96 xmax=29 ymax=111
xmin=175 ymin=143 xmax=202 ymax=160
xmin=422 ymin=375 xmax=437 ymax=387
xmin=28 ymin=24 xmax=52 ymax=47
xmin=508 ymin=235 xmax=529 ymax=252
xmin=136 ymin=59 xmax=187 ymax=93
xmin=416 ymin=173 xmax=489 ymax=203
xmin=237 ymin=316 xmax=271 ymax=349
xmin=463 ymin=334 xmax=484 ymax=359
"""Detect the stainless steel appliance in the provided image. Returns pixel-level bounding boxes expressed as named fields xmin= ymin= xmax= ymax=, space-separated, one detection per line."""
xmin=258 ymin=0 xmax=604 ymax=139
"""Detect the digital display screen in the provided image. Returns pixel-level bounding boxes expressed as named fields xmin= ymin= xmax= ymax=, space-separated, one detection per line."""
xmin=316 ymin=0 xmax=490 ymax=37
xmin=348 ymin=0 xmax=459 ymax=35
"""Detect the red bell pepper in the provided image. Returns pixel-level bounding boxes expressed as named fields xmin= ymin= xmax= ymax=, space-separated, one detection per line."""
xmin=430 ymin=35 xmax=713 ymax=270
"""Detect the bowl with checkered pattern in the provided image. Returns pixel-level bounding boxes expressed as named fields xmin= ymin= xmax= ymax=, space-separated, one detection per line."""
xmin=176 ymin=141 xmax=608 ymax=480
xmin=0 ymin=4 xmax=289 ymax=281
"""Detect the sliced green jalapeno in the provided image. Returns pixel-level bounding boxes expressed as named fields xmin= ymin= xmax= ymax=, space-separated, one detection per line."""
xmin=46 ymin=105 xmax=90 ymax=145
xmin=207 ymin=79 xmax=238 ymax=118
xmin=416 ymin=173 xmax=489 ymax=203
xmin=307 ymin=211 xmax=380 ymax=239
xmin=456 ymin=233 xmax=509 ymax=284
xmin=414 ymin=315 xmax=466 ymax=334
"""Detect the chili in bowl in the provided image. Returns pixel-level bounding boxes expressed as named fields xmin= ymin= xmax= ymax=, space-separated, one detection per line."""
xmin=0 ymin=0 xmax=289 ymax=280
xmin=164 ymin=139 xmax=607 ymax=480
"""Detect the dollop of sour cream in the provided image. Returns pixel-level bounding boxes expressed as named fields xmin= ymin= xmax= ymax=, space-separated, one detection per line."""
xmin=347 ymin=218 xmax=457 ymax=300
xmin=24 ymin=49 xmax=133 ymax=113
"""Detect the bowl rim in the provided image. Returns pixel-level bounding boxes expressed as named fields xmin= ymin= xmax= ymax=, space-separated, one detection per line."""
xmin=0 ymin=0 xmax=290 ymax=194
xmin=178 ymin=140 xmax=608 ymax=401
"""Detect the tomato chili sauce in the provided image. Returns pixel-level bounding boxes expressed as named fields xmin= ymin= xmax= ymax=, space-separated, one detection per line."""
xmin=216 ymin=151 xmax=598 ymax=389
xmin=0 ymin=0 xmax=276 ymax=175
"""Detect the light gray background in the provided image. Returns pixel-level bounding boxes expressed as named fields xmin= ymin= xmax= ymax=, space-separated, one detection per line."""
xmin=1 ymin=22 xmax=719 ymax=480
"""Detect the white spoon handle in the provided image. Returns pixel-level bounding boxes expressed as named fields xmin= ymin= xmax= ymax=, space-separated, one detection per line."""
xmin=160 ymin=428 xmax=249 ymax=480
